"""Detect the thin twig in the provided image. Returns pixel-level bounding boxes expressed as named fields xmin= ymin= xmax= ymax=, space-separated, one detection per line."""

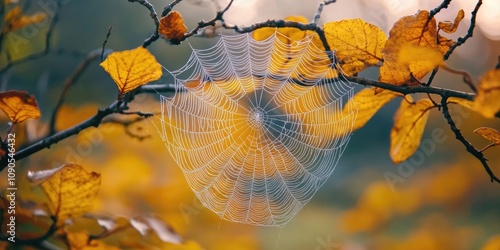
xmin=162 ymin=0 xmax=184 ymax=17
xmin=314 ymin=0 xmax=337 ymax=23
xmin=480 ymin=143 xmax=496 ymax=153
xmin=440 ymin=97 xmax=500 ymax=183
xmin=118 ymin=111 xmax=153 ymax=117
xmin=440 ymin=64 xmax=477 ymax=92
xmin=443 ymin=0 xmax=482 ymax=60
xmin=128 ymin=0 xmax=160 ymax=48
xmin=429 ymin=0 xmax=452 ymax=18
xmin=48 ymin=49 xmax=102 ymax=135
xmin=101 ymin=26 xmax=112 ymax=62
xmin=426 ymin=0 xmax=482 ymax=87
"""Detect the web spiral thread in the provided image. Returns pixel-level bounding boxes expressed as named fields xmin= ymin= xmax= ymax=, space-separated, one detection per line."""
xmin=158 ymin=32 xmax=357 ymax=227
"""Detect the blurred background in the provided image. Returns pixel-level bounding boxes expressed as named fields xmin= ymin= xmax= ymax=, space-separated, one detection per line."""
xmin=1 ymin=0 xmax=499 ymax=249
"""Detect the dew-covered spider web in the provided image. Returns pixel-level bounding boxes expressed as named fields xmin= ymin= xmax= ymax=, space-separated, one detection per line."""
xmin=156 ymin=31 xmax=358 ymax=227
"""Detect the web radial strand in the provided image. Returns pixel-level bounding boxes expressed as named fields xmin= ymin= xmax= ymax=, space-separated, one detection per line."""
xmin=158 ymin=31 xmax=357 ymax=227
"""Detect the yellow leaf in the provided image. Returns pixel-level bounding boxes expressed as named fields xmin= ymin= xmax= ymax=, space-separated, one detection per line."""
xmin=27 ymin=163 xmax=101 ymax=225
xmin=252 ymin=16 xmax=331 ymax=79
xmin=474 ymin=69 xmax=500 ymax=118
xmin=159 ymin=11 xmax=187 ymax=41
xmin=482 ymin=234 xmax=500 ymax=250
xmin=344 ymin=88 xmax=401 ymax=131
xmin=2 ymin=6 xmax=47 ymax=34
xmin=397 ymin=44 xmax=444 ymax=68
xmin=0 ymin=90 xmax=41 ymax=123
xmin=447 ymin=97 xmax=475 ymax=111
xmin=438 ymin=9 xmax=465 ymax=34
xmin=390 ymin=98 xmax=435 ymax=164
xmin=324 ymin=18 xmax=387 ymax=75
xmin=253 ymin=16 xmax=310 ymax=43
xmin=474 ymin=127 xmax=500 ymax=145
xmin=100 ymin=46 xmax=162 ymax=98
xmin=380 ymin=10 xmax=451 ymax=85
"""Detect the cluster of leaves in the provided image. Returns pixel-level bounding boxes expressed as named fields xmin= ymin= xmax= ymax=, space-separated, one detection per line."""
xmin=1 ymin=0 xmax=46 ymax=35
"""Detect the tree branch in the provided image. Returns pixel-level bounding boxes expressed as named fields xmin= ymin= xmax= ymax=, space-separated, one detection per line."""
xmin=427 ymin=0 xmax=482 ymax=86
xmin=0 ymin=101 xmax=119 ymax=171
xmin=346 ymin=76 xmax=474 ymax=100
xmin=440 ymin=97 xmax=500 ymax=183
xmin=127 ymin=0 xmax=160 ymax=48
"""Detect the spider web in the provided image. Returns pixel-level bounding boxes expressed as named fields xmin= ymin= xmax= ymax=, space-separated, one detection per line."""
xmin=156 ymin=31 xmax=358 ymax=227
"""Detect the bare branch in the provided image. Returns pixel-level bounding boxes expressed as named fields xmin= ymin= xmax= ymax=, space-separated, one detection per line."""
xmin=162 ymin=0 xmax=184 ymax=17
xmin=426 ymin=0 xmax=482 ymax=87
xmin=440 ymin=97 xmax=500 ymax=183
xmin=440 ymin=64 xmax=477 ymax=92
xmin=346 ymin=76 xmax=474 ymax=100
xmin=314 ymin=0 xmax=336 ymax=23
xmin=443 ymin=0 xmax=482 ymax=60
xmin=0 ymin=101 xmax=120 ymax=171
xmin=127 ymin=0 xmax=160 ymax=48
xmin=429 ymin=0 xmax=452 ymax=18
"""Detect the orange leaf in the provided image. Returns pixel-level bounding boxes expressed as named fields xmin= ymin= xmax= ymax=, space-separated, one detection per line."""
xmin=252 ymin=16 xmax=333 ymax=79
xmin=438 ymin=9 xmax=465 ymax=34
xmin=390 ymin=98 xmax=434 ymax=164
xmin=2 ymin=6 xmax=47 ymax=34
xmin=474 ymin=69 xmax=500 ymax=118
xmin=100 ymin=46 xmax=162 ymax=98
xmin=27 ymin=163 xmax=101 ymax=226
xmin=380 ymin=10 xmax=451 ymax=85
xmin=159 ymin=11 xmax=187 ymax=41
xmin=474 ymin=127 xmax=500 ymax=145
xmin=344 ymin=88 xmax=401 ymax=131
xmin=324 ymin=19 xmax=387 ymax=75
xmin=0 ymin=90 xmax=41 ymax=123
xmin=397 ymin=45 xmax=443 ymax=68
xmin=482 ymin=234 xmax=500 ymax=250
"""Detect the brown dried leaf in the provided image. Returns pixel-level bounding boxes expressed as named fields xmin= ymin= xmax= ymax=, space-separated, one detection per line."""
xmin=0 ymin=90 xmax=41 ymax=123
xmin=159 ymin=11 xmax=188 ymax=41
xmin=474 ymin=127 xmax=500 ymax=145
xmin=390 ymin=98 xmax=435 ymax=164
xmin=380 ymin=10 xmax=452 ymax=85
xmin=439 ymin=9 xmax=465 ymax=34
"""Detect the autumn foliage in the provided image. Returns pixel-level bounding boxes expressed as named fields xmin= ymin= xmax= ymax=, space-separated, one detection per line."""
xmin=0 ymin=0 xmax=499 ymax=249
